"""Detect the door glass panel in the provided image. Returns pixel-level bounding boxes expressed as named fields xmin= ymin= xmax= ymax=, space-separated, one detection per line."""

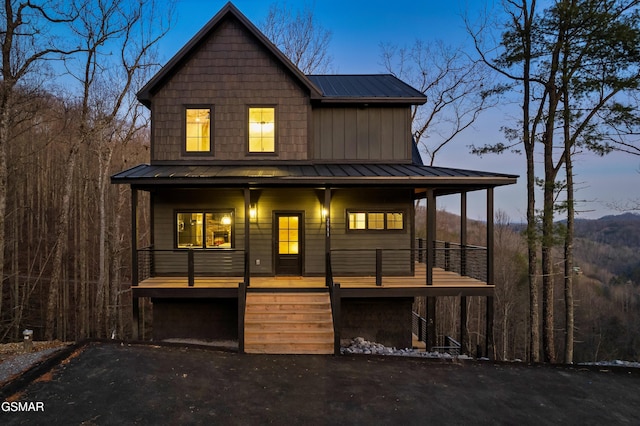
xmin=278 ymin=216 xmax=299 ymax=254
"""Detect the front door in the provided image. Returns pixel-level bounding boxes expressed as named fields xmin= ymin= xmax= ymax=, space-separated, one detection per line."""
xmin=275 ymin=213 xmax=303 ymax=276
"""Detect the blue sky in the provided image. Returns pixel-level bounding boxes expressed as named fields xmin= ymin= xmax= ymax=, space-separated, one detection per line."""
xmin=161 ymin=0 xmax=639 ymax=221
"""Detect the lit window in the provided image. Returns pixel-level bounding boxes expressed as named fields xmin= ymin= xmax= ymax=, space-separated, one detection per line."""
xmin=186 ymin=108 xmax=211 ymax=152
xmin=347 ymin=211 xmax=404 ymax=231
xmin=248 ymin=107 xmax=275 ymax=152
xmin=177 ymin=211 xmax=233 ymax=248
xmin=387 ymin=212 xmax=404 ymax=229
xmin=348 ymin=212 xmax=366 ymax=230
xmin=368 ymin=213 xmax=385 ymax=230
xmin=177 ymin=213 xmax=203 ymax=248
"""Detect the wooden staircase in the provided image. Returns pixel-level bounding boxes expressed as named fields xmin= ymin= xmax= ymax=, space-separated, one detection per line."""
xmin=244 ymin=292 xmax=334 ymax=354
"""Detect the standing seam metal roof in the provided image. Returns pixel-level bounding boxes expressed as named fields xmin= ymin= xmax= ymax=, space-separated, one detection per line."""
xmin=307 ymin=75 xmax=426 ymax=100
xmin=111 ymin=163 xmax=517 ymax=186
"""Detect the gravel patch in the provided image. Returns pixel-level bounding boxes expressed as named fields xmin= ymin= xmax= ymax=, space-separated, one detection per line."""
xmin=340 ymin=336 xmax=474 ymax=359
xmin=0 ymin=341 xmax=72 ymax=386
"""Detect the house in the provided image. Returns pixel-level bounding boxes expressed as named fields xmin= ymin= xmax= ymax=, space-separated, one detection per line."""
xmin=111 ymin=2 xmax=517 ymax=355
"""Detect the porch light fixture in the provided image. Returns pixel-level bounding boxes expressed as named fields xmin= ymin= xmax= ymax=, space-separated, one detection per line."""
xmin=321 ymin=208 xmax=328 ymax=219
xmin=249 ymin=203 xmax=257 ymax=222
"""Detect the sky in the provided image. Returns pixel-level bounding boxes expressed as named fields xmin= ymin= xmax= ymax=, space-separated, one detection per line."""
xmin=159 ymin=0 xmax=640 ymax=221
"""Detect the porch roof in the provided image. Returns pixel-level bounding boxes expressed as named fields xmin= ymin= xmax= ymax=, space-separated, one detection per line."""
xmin=111 ymin=163 xmax=517 ymax=193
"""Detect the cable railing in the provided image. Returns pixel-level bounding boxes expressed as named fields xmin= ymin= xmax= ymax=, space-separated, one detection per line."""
xmin=136 ymin=247 xmax=246 ymax=285
xmin=330 ymin=248 xmax=415 ymax=286
xmin=415 ymin=239 xmax=487 ymax=283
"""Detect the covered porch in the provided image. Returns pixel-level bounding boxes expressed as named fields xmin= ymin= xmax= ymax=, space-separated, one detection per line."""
xmin=114 ymin=163 xmax=516 ymax=354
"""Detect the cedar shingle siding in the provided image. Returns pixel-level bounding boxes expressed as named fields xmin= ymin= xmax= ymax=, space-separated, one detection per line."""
xmin=151 ymin=17 xmax=309 ymax=161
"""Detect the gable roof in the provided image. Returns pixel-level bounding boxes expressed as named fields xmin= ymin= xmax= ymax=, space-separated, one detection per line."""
xmin=136 ymin=2 xmax=323 ymax=106
xmin=137 ymin=3 xmax=427 ymax=107
xmin=308 ymin=75 xmax=427 ymax=104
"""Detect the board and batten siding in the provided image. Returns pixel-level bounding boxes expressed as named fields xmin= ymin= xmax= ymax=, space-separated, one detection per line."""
xmin=152 ymin=189 xmax=246 ymax=276
xmin=150 ymin=16 xmax=310 ymax=162
xmin=329 ymin=188 xmax=414 ymax=276
xmin=312 ymin=107 xmax=411 ymax=162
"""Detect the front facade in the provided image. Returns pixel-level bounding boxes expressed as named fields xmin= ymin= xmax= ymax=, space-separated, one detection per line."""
xmin=112 ymin=3 xmax=517 ymax=354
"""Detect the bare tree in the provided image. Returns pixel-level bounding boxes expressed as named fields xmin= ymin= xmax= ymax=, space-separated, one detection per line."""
xmin=1 ymin=0 xmax=79 ymax=335
xmin=260 ymin=2 xmax=332 ymax=74
xmin=45 ymin=0 xmax=172 ymax=339
xmin=380 ymin=40 xmax=496 ymax=165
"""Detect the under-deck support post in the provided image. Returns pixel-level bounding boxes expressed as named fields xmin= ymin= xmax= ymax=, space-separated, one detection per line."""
xmin=130 ymin=187 xmax=140 ymax=340
xmin=485 ymin=187 xmax=495 ymax=359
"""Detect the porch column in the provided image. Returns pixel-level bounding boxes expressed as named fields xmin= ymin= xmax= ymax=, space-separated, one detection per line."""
xmin=244 ymin=187 xmax=251 ymax=287
xmin=460 ymin=191 xmax=468 ymax=354
xmin=324 ymin=187 xmax=331 ymax=285
xmin=130 ymin=186 xmax=139 ymax=340
xmin=426 ymin=189 xmax=436 ymax=350
xmin=485 ymin=187 xmax=495 ymax=358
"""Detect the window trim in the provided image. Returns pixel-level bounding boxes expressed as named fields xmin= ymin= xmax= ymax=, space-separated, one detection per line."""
xmin=345 ymin=209 xmax=406 ymax=233
xmin=182 ymin=105 xmax=214 ymax=156
xmin=174 ymin=209 xmax=235 ymax=249
xmin=246 ymin=105 xmax=277 ymax=155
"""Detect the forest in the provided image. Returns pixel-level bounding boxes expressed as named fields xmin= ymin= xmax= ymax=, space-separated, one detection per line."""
xmin=2 ymin=1 xmax=640 ymax=364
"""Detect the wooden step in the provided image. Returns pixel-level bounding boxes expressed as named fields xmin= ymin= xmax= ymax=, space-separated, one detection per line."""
xmin=244 ymin=292 xmax=334 ymax=355
xmin=245 ymin=342 xmax=334 ymax=355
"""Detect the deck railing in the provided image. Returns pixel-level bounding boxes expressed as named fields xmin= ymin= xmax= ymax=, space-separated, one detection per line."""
xmin=330 ymin=248 xmax=416 ymax=286
xmin=326 ymin=251 xmax=341 ymax=355
xmin=415 ymin=239 xmax=487 ymax=283
xmin=412 ymin=311 xmax=427 ymax=343
xmin=136 ymin=247 xmax=246 ymax=285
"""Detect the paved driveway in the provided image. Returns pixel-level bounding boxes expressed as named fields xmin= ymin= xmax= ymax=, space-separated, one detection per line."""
xmin=2 ymin=342 xmax=639 ymax=425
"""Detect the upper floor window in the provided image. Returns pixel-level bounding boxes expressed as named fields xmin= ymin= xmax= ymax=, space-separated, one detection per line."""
xmin=185 ymin=108 xmax=211 ymax=153
xmin=347 ymin=211 xmax=405 ymax=231
xmin=248 ymin=107 xmax=275 ymax=153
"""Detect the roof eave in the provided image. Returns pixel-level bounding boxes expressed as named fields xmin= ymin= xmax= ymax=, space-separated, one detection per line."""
xmin=112 ymin=175 xmax=517 ymax=188
xmin=314 ymin=96 xmax=427 ymax=105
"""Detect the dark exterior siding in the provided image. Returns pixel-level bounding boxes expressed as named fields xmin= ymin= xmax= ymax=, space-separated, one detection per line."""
xmin=329 ymin=188 xmax=413 ymax=276
xmin=152 ymin=189 xmax=246 ymax=276
xmin=249 ymin=188 xmax=325 ymax=275
xmin=151 ymin=17 xmax=309 ymax=162
xmin=313 ymin=106 xmax=411 ymax=162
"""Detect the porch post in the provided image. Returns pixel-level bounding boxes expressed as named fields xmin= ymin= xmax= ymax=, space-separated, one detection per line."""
xmin=324 ymin=187 xmax=331 ymax=286
xmin=485 ymin=187 xmax=495 ymax=358
xmin=460 ymin=191 xmax=468 ymax=354
xmin=244 ymin=187 xmax=251 ymax=287
xmin=426 ymin=189 xmax=436 ymax=350
xmin=426 ymin=189 xmax=435 ymax=285
xmin=130 ymin=186 xmax=140 ymax=340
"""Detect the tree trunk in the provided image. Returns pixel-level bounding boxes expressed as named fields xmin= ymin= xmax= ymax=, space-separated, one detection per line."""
xmin=45 ymin=142 xmax=79 ymax=340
